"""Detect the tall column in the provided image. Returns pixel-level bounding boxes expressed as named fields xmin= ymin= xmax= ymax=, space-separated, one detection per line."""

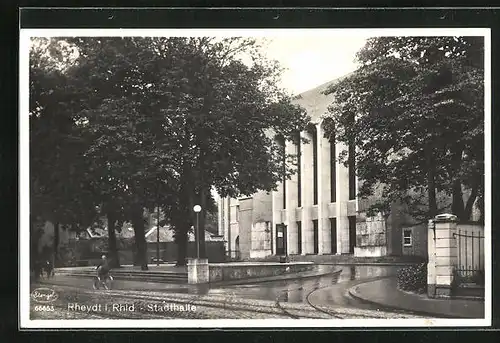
xmin=427 ymin=214 xmax=458 ymax=298
xmin=301 ymin=130 xmax=314 ymax=254
xmin=285 ymin=139 xmax=299 ymax=254
xmin=317 ymin=123 xmax=332 ymax=254
xmin=336 ymin=141 xmax=350 ymax=254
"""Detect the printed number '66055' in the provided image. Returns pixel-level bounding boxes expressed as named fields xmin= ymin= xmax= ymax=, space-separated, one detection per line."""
xmin=34 ymin=305 xmax=55 ymax=312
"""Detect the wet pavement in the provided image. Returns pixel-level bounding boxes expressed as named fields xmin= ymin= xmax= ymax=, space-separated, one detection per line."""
xmin=209 ymin=265 xmax=401 ymax=307
xmin=39 ymin=265 xmax=403 ymax=311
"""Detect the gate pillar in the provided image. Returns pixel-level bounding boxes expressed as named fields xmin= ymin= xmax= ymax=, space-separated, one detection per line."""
xmin=427 ymin=214 xmax=458 ymax=298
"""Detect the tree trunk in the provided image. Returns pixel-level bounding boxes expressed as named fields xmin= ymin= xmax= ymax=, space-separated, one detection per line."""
xmin=30 ymin=216 xmax=41 ymax=281
xmin=450 ymin=145 xmax=465 ymax=220
xmin=426 ymin=149 xmax=437 ymax=219
xmin=175 ymin=223 xmax=189 ymax=266
xmin=53 ymin=222 xmax=59 ymax=268
xmin=464 ymin=185 xmax=479 ymax=221
xmin=107 ymin=210 xmax=120 ymax=268
xmin=199 ymin=185 xmax=208 ymax=259
xmin=451 ymin=180 xmax=465 ymax=220
xmin=131 ymin=205 xmax=148 ymax=270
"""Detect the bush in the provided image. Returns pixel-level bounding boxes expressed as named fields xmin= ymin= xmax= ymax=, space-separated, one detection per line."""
xmin=397 ymin=262 xmax=427 ymax=294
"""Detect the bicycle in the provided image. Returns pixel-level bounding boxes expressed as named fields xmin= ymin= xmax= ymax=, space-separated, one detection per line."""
xmin=92 ymin=274 xmax=113 ymax=290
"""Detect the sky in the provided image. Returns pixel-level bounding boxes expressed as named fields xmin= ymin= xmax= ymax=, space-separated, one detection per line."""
xmin=258 ymin=35 xmax=370 ymax=95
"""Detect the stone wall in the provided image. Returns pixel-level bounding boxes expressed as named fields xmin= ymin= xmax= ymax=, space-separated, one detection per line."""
xmin=208 ymin=262 xmax=314 ymax=283
xmin=354 ymin=212 xmax=388 ymax=257
xmin=250 ymin=221 xmax=272 ymax=258
xmin=238 ymin=197 xmax=253 ymax=260
xmin=236 ymin=191 xmax=274 ymax=259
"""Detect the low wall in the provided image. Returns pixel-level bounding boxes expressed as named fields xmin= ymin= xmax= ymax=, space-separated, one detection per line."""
xmin=208 ymin=262 xmax=314 ymax=283
xmin=354 ymin=246 xmax=387 ymax=257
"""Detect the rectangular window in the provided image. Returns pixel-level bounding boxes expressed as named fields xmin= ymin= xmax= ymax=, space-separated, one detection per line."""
xmin=297 ymin=133 xmax=302 ymax=207
xmin=297 ymin=221 xmax=302 ymax=254
xmin=313 ymin=129 xmax=318 ymax=205
xmin=313 ymin=220 xmax=319 ymax=254
xmin=348 ymin=216 xmax=356 ymax=254
xmin=330 ymin=137 xmax=336 ymax=203
xmin=348 ymin=139 xmax=356 ymax=200
xmin=236 ymin=205 xmax=240 ymax=222
xmin=330 ymin=218 xmax=337 ymax=254
xmin=283 ymin=142 xmax=286 ymax=209
xmin=403 ymin=229 xmax=412 ymax=246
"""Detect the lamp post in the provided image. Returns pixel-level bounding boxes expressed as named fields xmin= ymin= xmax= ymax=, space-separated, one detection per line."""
xmin=193 ymin=205 xmax=202 ymax=259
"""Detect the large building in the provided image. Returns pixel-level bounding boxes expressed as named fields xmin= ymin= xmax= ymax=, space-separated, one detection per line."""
xmin=217 ymin=77 xmax=481 ymax=260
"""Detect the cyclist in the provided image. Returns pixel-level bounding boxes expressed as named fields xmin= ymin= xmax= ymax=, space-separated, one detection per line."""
xmin=96 ymin=254 xmax=111 ymax=282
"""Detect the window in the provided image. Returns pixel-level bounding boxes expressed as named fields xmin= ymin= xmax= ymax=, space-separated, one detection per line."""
xmin=330 ymin=135 xmax=336 ymax=203
xmin=348 ymin=139 xmax=356 ymax=200
xmin=313 ymin=220 xmax=319 ymax=254
xmin=296 ymin=221 xmax=302 ymax=254
xmin=330 ymin=218 xmax=337 ymax=254
xmin=312 ymin=128 xmax=318 ymax=205
xmin=297 ymin=133 xmax=302 ymax=207
xmin=403 ymin=229 xmax=412 ymax=246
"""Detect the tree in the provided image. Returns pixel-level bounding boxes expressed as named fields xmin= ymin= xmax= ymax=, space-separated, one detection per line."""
xmin=141 ymin=37 xmax=310 ymax=263
xmin=30 ymin=38 xmax=100 ymax=266
xmin=323 ymin=36 xmax=484 ymax=222
xmin=65 ymin=37 xmax=181 ymax=270
xmin=30 ymin=36 xmax=309 ymax=268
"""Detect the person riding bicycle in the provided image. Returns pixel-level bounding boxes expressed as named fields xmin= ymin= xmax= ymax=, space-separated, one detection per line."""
xmin=96 ymin=254 xmax=111 ymax=281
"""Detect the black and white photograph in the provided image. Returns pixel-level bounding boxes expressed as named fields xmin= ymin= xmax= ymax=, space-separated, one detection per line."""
xmin=19 ymin=27 xmax=491 ymax=328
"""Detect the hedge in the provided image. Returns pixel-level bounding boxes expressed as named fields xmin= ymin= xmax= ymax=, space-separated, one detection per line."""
xmin=397 ymin=262 xmax=427 ymax=294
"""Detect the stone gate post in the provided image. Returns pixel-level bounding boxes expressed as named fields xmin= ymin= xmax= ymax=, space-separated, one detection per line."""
xmin=187 ymin=258 xmax=209 ymax=284
xmin=427 ymin=214 xmax=458 ymax=298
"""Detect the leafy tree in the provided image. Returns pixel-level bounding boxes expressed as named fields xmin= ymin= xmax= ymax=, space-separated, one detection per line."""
xmin=65 ymin=37 xmax=181 ymax=270
xmin=30 ymin=38 xmax=100 ymax=266
xmin=30 ymin=36 xmax=309 ymax=268
xmin=323 ymin=36 xmax=484 ymax=222
xmin=140 ymin=37 xmax=310 ymax=263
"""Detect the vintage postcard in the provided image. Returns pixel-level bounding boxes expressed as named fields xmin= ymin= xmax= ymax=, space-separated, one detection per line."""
xmin=19 ymin=23 xmax=491 ymax=328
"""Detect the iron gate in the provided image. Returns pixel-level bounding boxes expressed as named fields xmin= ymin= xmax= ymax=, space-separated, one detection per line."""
xmin=453 ymin=229 xmax=485 ymax=286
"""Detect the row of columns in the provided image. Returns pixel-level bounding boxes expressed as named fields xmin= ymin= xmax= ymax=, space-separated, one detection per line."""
xmin=272 ymin=121 xmax=353 ymax=256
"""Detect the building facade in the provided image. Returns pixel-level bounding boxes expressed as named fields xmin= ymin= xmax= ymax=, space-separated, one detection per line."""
xmin=218 ymin=78 xmax=414 ymax=259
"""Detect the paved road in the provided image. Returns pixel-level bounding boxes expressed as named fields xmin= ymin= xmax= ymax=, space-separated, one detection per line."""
xmin=31 ymin=265 xmax=423 ymax=320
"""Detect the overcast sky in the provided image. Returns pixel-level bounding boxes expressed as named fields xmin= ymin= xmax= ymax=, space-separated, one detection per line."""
xmin=260 ymin=35 xmax=370 ymax=95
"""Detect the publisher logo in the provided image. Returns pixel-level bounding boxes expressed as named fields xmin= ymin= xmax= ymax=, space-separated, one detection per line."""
xmin=31 ymin=288 xmax=58 ymax=303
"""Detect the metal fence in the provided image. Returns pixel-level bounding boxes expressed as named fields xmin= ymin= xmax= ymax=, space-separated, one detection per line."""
xmin=453 ymin=229 xmax=485 ymax=286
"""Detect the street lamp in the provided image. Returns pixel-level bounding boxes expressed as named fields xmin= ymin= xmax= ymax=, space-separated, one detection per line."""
xmin=193 ymin=205 xmax=202 ymax=259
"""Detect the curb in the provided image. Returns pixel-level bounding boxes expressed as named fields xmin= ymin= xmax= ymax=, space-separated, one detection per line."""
xmin=348 ymin=279 xmax=476 ymax=319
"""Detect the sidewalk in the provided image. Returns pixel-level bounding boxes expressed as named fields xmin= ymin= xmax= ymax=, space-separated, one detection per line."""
xmin=349 ymin=277 xmax=485 ymax=318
